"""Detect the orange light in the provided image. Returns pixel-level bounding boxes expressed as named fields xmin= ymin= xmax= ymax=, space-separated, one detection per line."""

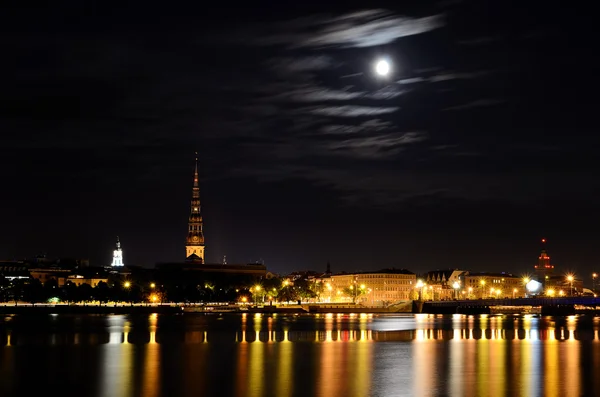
xmin=542 ymin=238 xmax=546 ymax=243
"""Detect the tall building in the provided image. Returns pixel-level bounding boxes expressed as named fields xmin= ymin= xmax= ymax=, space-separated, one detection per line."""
xmin=156 ymin=154 xmax=266 ymax=278
xmin=185 ymin=155 xmax=205 ymax=263
xmin=534 ymin=238 xmax=554 ymax=285
xmin=111 ymin=237 xmax=125 ymax=267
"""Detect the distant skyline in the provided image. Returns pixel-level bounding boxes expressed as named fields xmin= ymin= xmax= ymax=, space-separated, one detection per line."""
xmin=1 ymin=1 xmax=599 ymax=276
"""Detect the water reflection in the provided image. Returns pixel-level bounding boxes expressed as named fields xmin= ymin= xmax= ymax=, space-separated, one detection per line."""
xmin=0 ymin=313 xmax=599 ymax=397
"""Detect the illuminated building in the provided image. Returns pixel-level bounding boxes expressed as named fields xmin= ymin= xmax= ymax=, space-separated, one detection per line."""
xmin=185 ymin=154 xmax=205 ymax=263
xmin=462 ymin=272 xmax=525 ymax=298
xmin=424 ymin=269 xmax=468 ymax=300
xmin=111 ymin=236 xmax=125 ymax=267
xmin=156 ymin=154 xmax=266 ymax=278
xmin=320 ymin=269 xmax=416 ymax=306
xmin=534 ymin=238 xmax=554 ymax=285
xmin=533 ymin=239 xmax=584 ymax=294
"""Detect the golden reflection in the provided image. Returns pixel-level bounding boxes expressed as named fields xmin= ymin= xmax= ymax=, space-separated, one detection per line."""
xmin=247 ymin=318 xmax=264 ymax=397
xmin=413 ymin=327 xmax=435 ymax=397
xmin=142 ymin=335 xmax=160 ymax=397
xmin=319 ymin=333 xmax=338 ymax=397
xmin=149 ymin=314 xmax=157 ymax=345
xmin=545 ymin=329 xmax=559 ymax=397
xmin=449 ymin=328 xmax=465 ymax=396
xmin=276 ymin=333 xmax=293 ymax=397
xmin=476 ymin=327 xmax=489 ymax=397
xmin=352 ymin=341 xmax=372 ymax=396
xmin=6 ymin=331 xmax=11 ymax=347
xmin=564 ymin=333 xmax=581 ymax=396
xmin=123 ymin=320 xmax=131 ymax=344
xmin=491 ymin=337 xmax=506 ymax=397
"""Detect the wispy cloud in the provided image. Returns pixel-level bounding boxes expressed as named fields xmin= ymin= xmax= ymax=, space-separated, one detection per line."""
xmin=429 ymin=70 xmax=492 ymax=82
xmin=251 ymin=10 xmax=445 ymax=49
xmin=267 ymin=55 xmax=336 ymax=73
xmin=328 ymin=132 xmax=428 ymax=159
xmin=307 ymin=105 xmax=399 ymax=117
xmin=321 ymin=119 xmax=395 ymax=135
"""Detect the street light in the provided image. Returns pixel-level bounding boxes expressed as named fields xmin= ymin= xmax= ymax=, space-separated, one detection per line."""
xmin=150 ymin=283 xmax=156 ymax=289
xmin=566 ymin=275 xmax=574 ymax=296
xmin=513 ymin=288 xmax=518 ymax=299
xmin=416 ymin=280 xmax=424 ymax=301
xmin=452 ymin=281 xmax=460 ymax=299
xmin=124 ymin=281 xmax=131 ymax=289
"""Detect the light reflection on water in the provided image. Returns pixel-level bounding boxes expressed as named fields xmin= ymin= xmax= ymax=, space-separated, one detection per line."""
xmin=0 ymin=313 xmax=599 ymax=397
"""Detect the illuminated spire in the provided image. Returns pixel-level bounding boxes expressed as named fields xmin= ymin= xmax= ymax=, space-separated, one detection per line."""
xmin=111 ymin=236 xmax=124 ymax=267
xmin=186 ymin=153 xmax=205 ymax=262
xmin=194 ymin=151 xmax=199 ymax=188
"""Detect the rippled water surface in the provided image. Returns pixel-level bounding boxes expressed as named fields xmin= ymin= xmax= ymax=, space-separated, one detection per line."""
xmin=1 ymin=313 xmax=599 ymax=397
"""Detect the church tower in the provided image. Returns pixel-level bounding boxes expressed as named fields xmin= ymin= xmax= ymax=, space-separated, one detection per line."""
xmin=111 ymin=236 xmax=125 ymax=267
xmin=186 ymin=154 xmax=205 ymax=262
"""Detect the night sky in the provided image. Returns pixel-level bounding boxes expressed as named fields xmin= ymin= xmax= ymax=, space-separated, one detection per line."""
xmin=2 ymin=1 xmax=599 ymax=277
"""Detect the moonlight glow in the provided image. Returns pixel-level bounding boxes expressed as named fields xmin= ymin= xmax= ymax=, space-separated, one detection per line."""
xmin=375 ymin=59 xmax=390 ymax=76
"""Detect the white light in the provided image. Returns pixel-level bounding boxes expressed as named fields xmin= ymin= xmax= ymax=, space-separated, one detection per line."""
xmin=526 ymin=280 xmax=542 ymax=293
xmin=375 ymin=59 xmax=390 ymax=76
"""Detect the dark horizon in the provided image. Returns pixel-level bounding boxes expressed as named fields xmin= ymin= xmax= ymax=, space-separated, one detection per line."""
xmin=1 ymin=1 xmax=599 ymax=277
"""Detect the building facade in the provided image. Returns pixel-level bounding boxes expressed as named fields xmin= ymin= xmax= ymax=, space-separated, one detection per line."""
xmin=462 ymin=272 xmax=525 ymax=299
xmin=320 ymin=269 xmax=416 ymax=306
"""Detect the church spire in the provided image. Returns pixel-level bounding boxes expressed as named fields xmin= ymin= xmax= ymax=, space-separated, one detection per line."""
xmin=111 ymin=236 xmax=124 ymax=267
xmin=186 ymin=153 xmax=205 ymax=262
xmin=193 ymin=152 xmax=199 ymax=188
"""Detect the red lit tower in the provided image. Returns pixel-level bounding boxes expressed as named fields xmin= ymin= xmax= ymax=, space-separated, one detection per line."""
xmin=534 ymin=238 xmax=554 ymax=285
xmin=185 ymin=154 xmax=205 ymax=262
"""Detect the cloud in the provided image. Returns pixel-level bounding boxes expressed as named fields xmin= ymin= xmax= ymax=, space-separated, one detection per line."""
xmin=429 ymin=70 xmax=491 ymax=82
xmin=251 ymin=10 xmax=445 ymax=49
xmin=307 ymin=105 xmax=399 ymax=117
xmin=321 ymin=119 xmax=394 ymax=135
xmin=327 ymin=132 xmax=428 ymax=159
xmin=443 ymin=99 xmax=505 ymax=111
xmin=267 ymin=55 xmax=336 ymax=73
xmin=277 ymin=86 xmax=365 ymax=102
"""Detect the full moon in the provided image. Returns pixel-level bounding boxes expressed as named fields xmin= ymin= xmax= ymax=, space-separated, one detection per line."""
xmin=375 ymin=59 xmax=390 ymax=76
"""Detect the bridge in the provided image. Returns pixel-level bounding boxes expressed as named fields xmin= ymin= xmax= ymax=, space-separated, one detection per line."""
xmin=419 ymin=297 xmax=600 ymax=315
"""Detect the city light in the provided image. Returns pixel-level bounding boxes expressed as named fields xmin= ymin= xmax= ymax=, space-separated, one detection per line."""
xmin=150 ymin=283 xmax=156 ymax=289
xmin=566 ymin=274 xmax=575 ymax=296
xmin=124 ymin=281 xmax=131 ymax=288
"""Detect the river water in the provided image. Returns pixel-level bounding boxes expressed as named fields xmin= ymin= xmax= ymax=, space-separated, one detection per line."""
xmin=1 ymin=313 xmax=599 ymax=397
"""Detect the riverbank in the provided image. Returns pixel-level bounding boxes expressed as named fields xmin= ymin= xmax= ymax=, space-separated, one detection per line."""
xmin=0 ymin=301 xmax=414 ymax=315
